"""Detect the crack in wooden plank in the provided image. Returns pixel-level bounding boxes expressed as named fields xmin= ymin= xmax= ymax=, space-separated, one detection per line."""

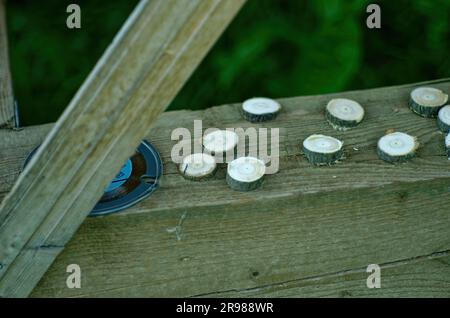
xmin=189 ymin=250 xmax=450 ymax=297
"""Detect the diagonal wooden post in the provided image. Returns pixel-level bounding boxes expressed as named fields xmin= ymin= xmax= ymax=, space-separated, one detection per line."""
xmin=0 ymin=0 xmax=16 ymax=129
xmin=0 ymin=0 xmax=246 ymax=297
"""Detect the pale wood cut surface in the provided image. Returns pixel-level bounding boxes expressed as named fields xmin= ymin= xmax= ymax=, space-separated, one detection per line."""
xmin=0 ymin=0 xmax=246 ymax=297
xmin=0 ymin=0 xmax=15 ymax=128
xmin=1 ymin=79 xmax=449 ymax=297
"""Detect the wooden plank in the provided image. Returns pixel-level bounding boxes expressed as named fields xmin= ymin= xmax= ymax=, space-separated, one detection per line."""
xmin=30 ymin=177 xmax=450 ymax=297
xmin=0 ymin=0 xmax=246 ymax=297
xmin=196 ymin=252 xmax=450 ymax=298
xmin=1 ymin=79 xmax=448 ymax=297
xmin=0 ymin=0 xmax=16 ymax=128
xmin=0 ymin=124 xmax=52 ymax=200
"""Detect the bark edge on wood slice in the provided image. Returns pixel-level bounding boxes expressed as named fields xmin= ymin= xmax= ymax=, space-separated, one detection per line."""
xmin=179 ymin=153 xmax=217 ymax=181
xmin=437 ymin=105 xmax=450 ymax=133
xmin=409 ymin=87 xmax=448 ymax=118
xmin=377 ymin=131 xmax=419 ymax=163
xmin=242 ymin=97 xmax=281 ymax=123
xmin=203 ymin=130 xmax=239 ymax=157
xmin=303 ymin=134 xmax=344 ymax=165
xmin=445 ymin=133 xmax=450 ymax=158
xmin=226 ymin=156 xmax=265 ymax=191
xmin=325 ymin=98 xmax=364 ymax=131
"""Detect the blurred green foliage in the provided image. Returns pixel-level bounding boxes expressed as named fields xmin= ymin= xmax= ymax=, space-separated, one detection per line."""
xmin=5 ymin=0 xmax=450 ymax=126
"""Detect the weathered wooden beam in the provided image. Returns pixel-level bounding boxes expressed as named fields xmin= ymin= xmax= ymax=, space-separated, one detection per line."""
xmin=1 ymin=79 xmax=449 ymax=297
xmin=197 ymin=252 xmax=450 ymax=298
xmin=0 ymin=0 xmax=246 ymax=297
xmin=0 ymin=0 xmax=16 ymax=128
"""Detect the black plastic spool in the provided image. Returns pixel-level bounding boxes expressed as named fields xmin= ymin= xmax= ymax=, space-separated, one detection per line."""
xmin=23 ymin=140 xmax=163 ymax=216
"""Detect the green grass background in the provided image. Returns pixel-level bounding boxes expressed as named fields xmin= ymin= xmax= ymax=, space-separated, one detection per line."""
xmin=6 ymin=0 xmax=450 ymax=126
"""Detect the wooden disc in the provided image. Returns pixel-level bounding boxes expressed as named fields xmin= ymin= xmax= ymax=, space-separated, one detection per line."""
xmin=227 ymin=156 xmax=265 ymax=191
xmin=203 ymin=130 xmax=239 ymax=155
xmin=445 ymin=134 xmax=450 ymax=157
xmin=326 ymin=98 xmax=364 ymax=130
xmin=410 ymin=87 xmax=448 ymax=117
xmin=242 ymin=97 xmax=281 ymax=122
xmin=377 ymin=132 xmax=418 ymax=163
xmin=303 ymin=134 xmax=344 ymax=165
xmin=437 ymin=105 xmax=450 ymax=133
xmin=179 ymin=153 xmax=217 ymax=180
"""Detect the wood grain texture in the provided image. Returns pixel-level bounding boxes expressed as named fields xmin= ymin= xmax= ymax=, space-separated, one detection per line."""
xmin=1 ymin=79 xmax=448 ymax=297
xmin=197 ymin=252 xmax=450 ymax=298
xmin=0 ymin=0 xmax=15 ymax=128
xmin=0 ymin=0 xmax=246 ymax=297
